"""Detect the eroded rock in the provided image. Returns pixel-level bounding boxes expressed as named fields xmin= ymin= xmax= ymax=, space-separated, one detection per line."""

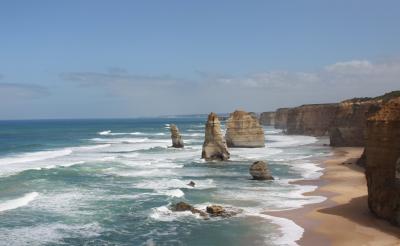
xmin=365 ymin=96 xmax=400 ymax=226
xmin=170 ymin=124 xmax=184 ymax=148
xmin=201 ymin=112 xmax=230 ymax=161
xmin=249 ymin=161 xmax=274 ymax=180
xmin=225 ymin=110 xmax=265 ymax=148
xmin=171 ymin=202 xmax=208 ymax=218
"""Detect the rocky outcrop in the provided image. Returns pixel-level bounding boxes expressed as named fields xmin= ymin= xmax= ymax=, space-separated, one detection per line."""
xmin=249 ymin=161 xmax=274 ymax=180
xmin=170 ymin=124 xmax=184 ymax=148
xmin=259 ymin=112 xmax=275 ymax=126
xmin=286 ymin=104 xmax=339 ymax=136
xmin=365 ymin=97 xmax=400 ymax=225
xmin=171 ymin=202 xmax=208 ymax=218
xmin=206 ymin=205 xmax=239 ymax=218
xmin=201 ymin=112 xmax=230 ymax=161
xmin=274 ymin=108 xmax=290 ymax=129
xmin=329 ymin=99 xmax=382 ymax=147
xmin=225 ymin=110 xmax=265 ymax=148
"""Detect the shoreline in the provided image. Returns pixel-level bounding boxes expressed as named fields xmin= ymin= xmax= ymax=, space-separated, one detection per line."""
xmin=269 ymin=147 xmax=400 ymax=246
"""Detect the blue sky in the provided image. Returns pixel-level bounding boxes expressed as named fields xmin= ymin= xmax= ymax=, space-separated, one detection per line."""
xmin=0 ymin=0 xmax=399 ymax=119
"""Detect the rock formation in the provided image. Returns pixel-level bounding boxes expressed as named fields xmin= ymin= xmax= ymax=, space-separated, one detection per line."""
xmin=170 ymin=124 xmax=184 ymax=148
xmin=259 ymin=112 xmax=276 ymax=126
xmin=329 ymin=99 xmax=382 ymax=146
xmin=274 ymin=108 xmax=290 ymax=129
xmin=225 ymin=110 xmax=265 ymax=148
xmin=171 ymin=202 xmax=208 ymax=218
xmin=206 ymin=205 xmax=240 ymax=218
xmin=249 ymin=161 xmax=274 ymax=180
xmin=201 ymin=112 xmax=230 ymax=161
xmin=365 ymin=96 xmax=400 ymax=225
xmin=286 ymin=103 xmax=339 ymax=136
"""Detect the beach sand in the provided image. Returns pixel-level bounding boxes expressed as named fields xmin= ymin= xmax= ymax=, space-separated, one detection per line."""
xmin=269 ymin=147 xmax=400 ymax=246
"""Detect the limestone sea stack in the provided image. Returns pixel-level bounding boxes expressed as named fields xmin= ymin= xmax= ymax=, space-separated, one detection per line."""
xmin=201 ymin=112 xmax=230 ymax=161
xmin=259 ymin=111 xmax=275 ymax=126
xmin=225 ymin=110 xmax=265 ymax=148
xmin=249 ymin=161 xmax=274 ymax=180
xmin=365 ymin=96 xmax=400 ymax=225
xmin=170 ymin=124 xmax=184 ymax=148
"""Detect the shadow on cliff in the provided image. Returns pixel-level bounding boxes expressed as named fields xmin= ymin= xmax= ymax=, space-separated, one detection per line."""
xmin=317 ymin=195 xmax=400 ymax=238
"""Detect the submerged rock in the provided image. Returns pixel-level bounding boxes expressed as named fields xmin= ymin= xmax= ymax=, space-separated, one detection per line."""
xmin=206 ymin=205 xmax=240 ymax=218
xmin=225 ymin=110 xmax=265 ymax=148
xmin=187 ymin=181 xmax=196 ymax=187
xmin=201 ymin=112 xmax=230 ymax=161
xmin=171 ymin=202 xmax=208 ymax=218
xmin=249 ymin=161 xmax=274 ymax=180
xmin=170 ymin=124 xmax=184 ymax=148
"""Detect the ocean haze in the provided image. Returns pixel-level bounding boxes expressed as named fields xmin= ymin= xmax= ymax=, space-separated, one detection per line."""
xmin=0 ymin=1 xmax=399 ymax=119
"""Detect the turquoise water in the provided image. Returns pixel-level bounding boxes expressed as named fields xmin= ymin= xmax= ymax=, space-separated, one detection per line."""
xmin=0 ymin=118 xmax=330 ymax=246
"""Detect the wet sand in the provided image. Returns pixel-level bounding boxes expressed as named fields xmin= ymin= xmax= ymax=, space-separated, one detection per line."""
xmin=269 ymin=147 xmax=400 ymax=246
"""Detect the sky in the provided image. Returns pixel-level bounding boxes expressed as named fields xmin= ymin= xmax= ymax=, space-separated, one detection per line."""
xmin=0 ymin=0 xmax=399 ymax=119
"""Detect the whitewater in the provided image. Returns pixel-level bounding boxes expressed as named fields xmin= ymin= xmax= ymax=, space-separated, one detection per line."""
xmin=0 ymin=118 xmax=330 ymax=245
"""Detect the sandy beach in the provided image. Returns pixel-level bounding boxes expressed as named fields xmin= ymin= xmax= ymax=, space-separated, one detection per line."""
xmin=270 ymin=147 xmax=400 ymax=246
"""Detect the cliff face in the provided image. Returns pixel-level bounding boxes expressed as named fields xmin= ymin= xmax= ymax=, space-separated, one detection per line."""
xmin=329 ymin=100 xmax=382 ymax=147
xmin=259 ymin=112 xmax=275 ymax=126
xmin=274 ymin=108 xmax=290 ymax=129
xmin=225 ymin=110 xmax=265 ymax=148
xmin=286 ymin=104 xmax=339 ymax=136
xmin=365 ymin=97 xmax=400 ymax=225
xmin=202 ymin=112 xmax=230 ymax=161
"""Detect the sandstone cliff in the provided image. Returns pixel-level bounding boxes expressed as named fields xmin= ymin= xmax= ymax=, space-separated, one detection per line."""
xmin=170 ymin=124 xmax=184 ymax=148
xmin=329 ymin=99 xmax=382 ymax=147
xmin=274 ymin=108 xmax=290 ymax=129
xmin=225 ymin=110 xmax=265 ymax=148
xmin=365 ymin=96 xmax=400 ymax=225
xmin=259 ymin=112 xmax=275 ymax=126
xmin=202 ymin=112 xmax=230 ymax=161
xmin=286 ymin=103 xmax=339 ymax=136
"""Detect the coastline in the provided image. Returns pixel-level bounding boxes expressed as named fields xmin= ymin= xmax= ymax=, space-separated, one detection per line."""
xmin=269 ymin=147 xmax=400 ymax=246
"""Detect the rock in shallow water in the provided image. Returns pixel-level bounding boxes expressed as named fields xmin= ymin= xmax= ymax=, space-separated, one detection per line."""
xmin=249 ymin=161 xmax=274 ymax=180
xmin=225 ymin=110 xmax=265 ymax=148
xmin=201 ymin=112 xmax=230 ymax=161
xmin=171 ymin=202 xmax=208 ymax=218
xmin=170 ymin=124 xmax=184 ymax=148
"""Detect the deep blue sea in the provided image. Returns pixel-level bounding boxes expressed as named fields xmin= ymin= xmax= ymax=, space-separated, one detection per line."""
xmin=0 ymin=118 xmax=330 ymax=246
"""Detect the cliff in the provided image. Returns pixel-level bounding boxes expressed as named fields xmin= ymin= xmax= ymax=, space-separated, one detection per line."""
xmin=225 ymin=110 xmax=265 ymax=148
xmin=259 ymin=112 xmax=275 ymax=126
xmin=286 ymin=103 xmax=339 ymax=136
xmin=365 ymin=96 xmax=400 ymax=225
xmin=201 ymin=112 xmax=230 ymax=161
xmin=330 ymin=91 xmax=400 ymax=147
xmin=274 ymin=108 xmax=290 ymax=129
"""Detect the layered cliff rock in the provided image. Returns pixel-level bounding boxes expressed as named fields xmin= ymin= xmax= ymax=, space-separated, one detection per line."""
xmin=225 ymin=110 xmax=265 ymax=148
xmin=259 ymin=112 xmax=275 ymax=126
xmin=274 ymin=108 xmax=290 ymax=129
xmin=201 ymin=113 xmax=230 ymax=161
xmin=329 ymin=99 xmax=382 ymax=147
xmin=286 ymin=104 xmax=339 ymax=136
xmin=365 ymin=97 xmax=400 ymax=225
xmin=170 ymin=124 xmax=184 ymax=148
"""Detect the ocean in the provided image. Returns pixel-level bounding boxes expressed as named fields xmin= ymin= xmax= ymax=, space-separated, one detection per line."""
xmin=0 ymin=118 xmax=330 ymax=246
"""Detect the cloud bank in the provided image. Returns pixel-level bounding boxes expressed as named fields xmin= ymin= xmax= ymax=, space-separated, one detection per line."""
xmin=59 ymin=59 xmax=400 ymax=115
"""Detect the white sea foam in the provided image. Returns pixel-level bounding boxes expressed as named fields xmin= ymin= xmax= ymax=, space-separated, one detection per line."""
xmin=90 ymin=137 xmax=149 ymax=144
xmin=0 ymin=192 xmax=39 ymax=212
xmin=267 ymin=135 xmax=317 ymax=148
xmin=251 ymin=212 xmax=303 ymax=246
xmin=150 ymin=205 xmax=203 ymax=222
xmin=0 ymin=149 xmax=72 ymax=166
xmin=160 ymin=189 xmax=185 ymax=198
xmin=98 ymin=130 xmax=112 ymax=135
